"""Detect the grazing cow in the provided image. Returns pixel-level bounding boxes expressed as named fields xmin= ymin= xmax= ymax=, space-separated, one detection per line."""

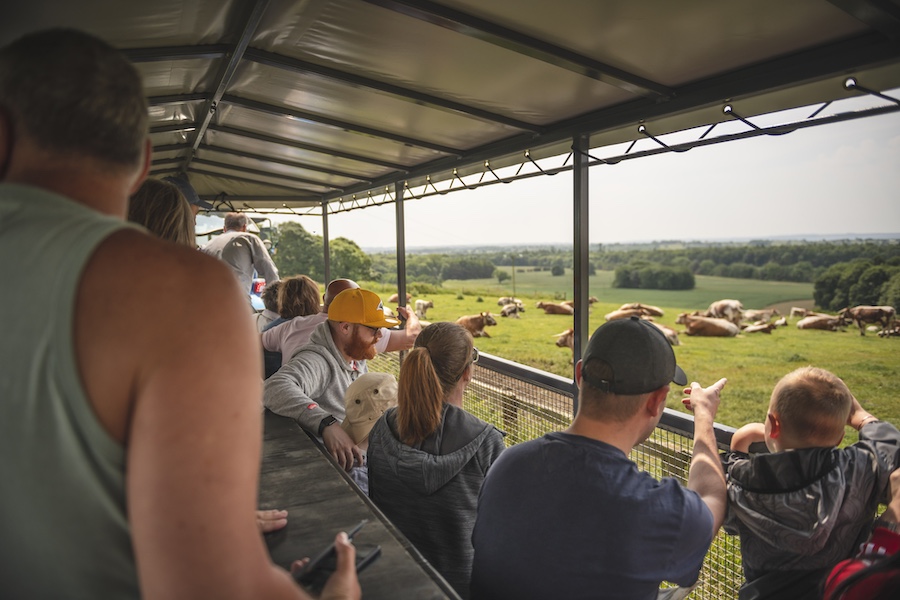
xmin=838 ymin=305 xmax=897 ymax=336
xmin=743 ymin=322 xmax=776 ymax=334
xmin=742 ymin=309 xmax=780 ymax=323
xmin=676 ymin=314 xmax=740 ymax=337
xmin=536 ymin=301 xmax=574 ymax=315
xmin=500 ymin=303 xmax=522 ymax=318
xmin=704 ymin=299 xmax=744 ymax=326
xmin=619 ymin=302 xmax=664 ymax=317
xmin=604 ymin=308 xmax=648 ymax=322
xmin=796 ymin=315 xmax=842 ymax=331
xmin=388 ymin=292 xmax=412 ymax=304
xmin=456 ymin=312 xmax=497 ymax=337
xmin=414 ymin=299 xmax=433 ymax=319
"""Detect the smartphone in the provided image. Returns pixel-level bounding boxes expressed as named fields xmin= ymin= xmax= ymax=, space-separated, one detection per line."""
xmin=294 ymin=519 xmax=382 ymax=593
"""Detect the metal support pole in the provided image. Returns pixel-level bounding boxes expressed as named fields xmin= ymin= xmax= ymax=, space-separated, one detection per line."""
xmin=572 ymin=134 xmax=590 ymax=408
xmin=322 ymin=200 xmax=331 ymax=284
xmin=395 ymin=182 xmax=407 ymax=312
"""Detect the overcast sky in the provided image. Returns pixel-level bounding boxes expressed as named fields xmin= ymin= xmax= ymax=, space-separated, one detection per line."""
xmin=264 ymin=96 xmax=900 ymax=251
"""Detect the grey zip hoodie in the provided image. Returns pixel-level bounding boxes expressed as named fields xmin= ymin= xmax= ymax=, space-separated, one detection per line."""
xmin=367 ymin=404 xmax=505 ymax=599
xmin=723 ymin=420 xmax=900 ymax=587
xmin=263 ymin=320 xmax=366 ymax=434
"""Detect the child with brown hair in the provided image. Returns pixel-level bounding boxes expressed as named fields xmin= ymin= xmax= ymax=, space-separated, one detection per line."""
xmin=723 ymin=366 xmax=900 ymax=600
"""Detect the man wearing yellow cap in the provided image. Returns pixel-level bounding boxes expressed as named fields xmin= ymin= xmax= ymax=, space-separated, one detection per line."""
xmin=264 ymin=288 xmax=400 ymax=470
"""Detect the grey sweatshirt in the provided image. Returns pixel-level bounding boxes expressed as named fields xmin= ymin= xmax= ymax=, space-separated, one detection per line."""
xmin=367 ymin=404 xmax=505 ymax=599
xmin=263 ymin=321 xmax=366 ymax=434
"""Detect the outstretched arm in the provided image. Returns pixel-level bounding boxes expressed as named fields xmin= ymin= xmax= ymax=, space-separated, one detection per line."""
xmin=682 ymin=379 xmax=728 ymax=533
xmin=384 ymin=306 xmax=422 ymax=352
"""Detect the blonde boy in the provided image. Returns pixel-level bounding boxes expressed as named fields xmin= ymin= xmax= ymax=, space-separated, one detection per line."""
xmin=724 ymin=367 xmax=900 ymax=600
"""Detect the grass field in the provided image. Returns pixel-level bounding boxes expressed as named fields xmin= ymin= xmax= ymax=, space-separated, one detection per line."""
xmin=368 ymin=270 xmax=900 ymax=440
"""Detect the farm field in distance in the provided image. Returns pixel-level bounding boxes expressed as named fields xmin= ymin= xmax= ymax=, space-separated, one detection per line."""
xmin=368 ymin=269 xmax=900 ymax=442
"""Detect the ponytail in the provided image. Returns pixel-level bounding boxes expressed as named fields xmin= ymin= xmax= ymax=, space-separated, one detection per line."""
xmin=396 ymin=348 xmax=445 ymax=445
xmin=395 ymin=321 xmax=473 ymax=446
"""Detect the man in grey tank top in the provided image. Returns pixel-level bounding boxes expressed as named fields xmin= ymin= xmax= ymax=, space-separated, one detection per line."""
xmin=0 ymin=29 xmax=358 ymax=599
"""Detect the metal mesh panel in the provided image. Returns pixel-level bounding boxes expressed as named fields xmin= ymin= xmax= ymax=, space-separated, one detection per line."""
xmin=367 ymin=351 xmax=742 ymax=599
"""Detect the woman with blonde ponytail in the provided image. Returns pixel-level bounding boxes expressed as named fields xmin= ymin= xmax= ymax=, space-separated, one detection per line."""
xmin=367 ymin=322 xmax=505 ymax=599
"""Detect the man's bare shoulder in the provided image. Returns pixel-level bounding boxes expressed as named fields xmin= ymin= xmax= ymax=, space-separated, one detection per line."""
xmin=97 ymin=228 xmax=243 ymax=306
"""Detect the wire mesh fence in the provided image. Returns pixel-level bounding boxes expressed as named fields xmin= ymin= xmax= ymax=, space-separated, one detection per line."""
xmin=367 ymin=351 xmax=743 ymax=599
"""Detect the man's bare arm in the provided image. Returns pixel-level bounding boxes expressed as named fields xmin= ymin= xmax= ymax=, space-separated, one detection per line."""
xmin=384 ymin=306 xmax=422 ymax=352
xmin=78 ymin=232 xmax=356 ymax=599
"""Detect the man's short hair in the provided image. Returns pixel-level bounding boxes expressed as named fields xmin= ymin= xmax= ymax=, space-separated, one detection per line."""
xmin=223 ymin=212 xmax=249 ymax=231
xmin=0 ymin=29 xmax=148 ymax=167
xmin=770 ymin=367 xmax=853 ymax=444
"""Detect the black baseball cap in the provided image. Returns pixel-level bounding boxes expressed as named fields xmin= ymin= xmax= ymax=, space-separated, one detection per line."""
xmin=581 ymin=316 xmax=687 ymax=395
xmin=163 ymin=173 xmax=213 ymax=210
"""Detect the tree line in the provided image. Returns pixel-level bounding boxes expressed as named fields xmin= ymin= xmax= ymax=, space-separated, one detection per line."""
xmin=268 ymin=223 xmax=899 ymax=306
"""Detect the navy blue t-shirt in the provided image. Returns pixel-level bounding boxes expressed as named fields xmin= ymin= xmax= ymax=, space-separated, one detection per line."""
xmin=470 ymin=432 xmax=713 ymax=600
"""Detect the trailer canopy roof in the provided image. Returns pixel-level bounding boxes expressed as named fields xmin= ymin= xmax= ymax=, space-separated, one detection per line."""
xmin=4 ymin=0 xmax=900 ymax=213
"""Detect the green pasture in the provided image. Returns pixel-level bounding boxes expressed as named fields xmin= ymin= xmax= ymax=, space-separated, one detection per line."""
xmin=367 ymin=270 xmax=899 ymax=440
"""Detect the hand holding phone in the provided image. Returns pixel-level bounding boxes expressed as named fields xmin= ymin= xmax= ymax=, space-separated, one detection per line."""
xmin=294 ymin=520 xmax=381 ymax=594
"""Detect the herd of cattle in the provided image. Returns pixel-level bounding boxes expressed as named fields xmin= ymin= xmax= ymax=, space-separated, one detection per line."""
xmin=385 ymin=292 xmax=899 ymax=354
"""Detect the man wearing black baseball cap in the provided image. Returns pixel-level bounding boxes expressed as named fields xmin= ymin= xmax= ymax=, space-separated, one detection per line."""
xmin=471 ymin=317 xmax=727 ymax=599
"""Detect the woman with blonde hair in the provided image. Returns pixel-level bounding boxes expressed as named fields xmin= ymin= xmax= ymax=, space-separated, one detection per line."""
xmin=127 ymin=178 xmax=195 ymax=247
xmin=367 ymin=321 xmax=505 ymax=599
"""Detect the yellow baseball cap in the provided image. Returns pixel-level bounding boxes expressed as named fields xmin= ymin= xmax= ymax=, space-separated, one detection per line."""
xmin=328 ymin=288 xmax=401 ymax=328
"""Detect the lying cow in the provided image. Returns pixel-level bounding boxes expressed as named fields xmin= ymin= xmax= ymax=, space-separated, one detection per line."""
xmin=456 ymin=312 xmax=497 ymax=337
xmin=796 ymin=315 xmax=842 ymax=331
xmin=773 ymin=316 xmax=788 ymax=327
xmin=743 ymin=322 xmax=776 ymax=334
xmin=388 ymin=292 xmax=412 ymax=304
xmin=838 ymin=305 xmax=897 ymax=336
xmin=704 ymin=299 xmax=744 ymax=326
xmin=619 ymin=302 xmax=664 ymax=317
xmin=559 ymin=297 xmax=599 ymax=311
xmin=500 ymin=303 xmax=523 ymax=318
xmin=536 ymin=301 xmax=574 ymax=315
xmin=414 ymin=299 xmax=433 ymax=319
xmin=604 ymin=308 xmax=648 ymax=321
xmin=676 ymin=313 xmax=740 ymax=337
xmin=646 ymin=320 xmax=680 ymax=346
xmin=790 ymin=307 xmax=811 ymax=319
xmin=743 ymin=309 xmax=779 ymax=323
xmin=497 ymin=296 xmax=524 ymax=307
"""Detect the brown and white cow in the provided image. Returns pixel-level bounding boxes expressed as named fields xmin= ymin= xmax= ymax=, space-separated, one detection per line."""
xmin=414 ymin=299 xmax=433 ymax=319
xmin=388 ymin=292 xmax=412 ymax=304
xmin=619 ymin=302 xmax=665 ymax=317
xmin=646 ymin=320 xmax=680 ymax=346
xmin=676 ymin=313 xmax=741 ymax=337
xmin=790 ymin=307 xmax=811 ymax=319
xmin=456 ymin=312 xmax=497 ymax=337
xmin=796 ymin=315 xmax=842 ymax=331
xmin=704 ymin=299 xmax=744 ymax=326
xmin=536 ymin=301 xmax=574 ymax=315
xmin=604 ymin=308 xmax=648 ymax=321
xmin=838 ymin=305 xmax=897 ymax=336
xmin=742 ymin=308 xmax=779 ymax=323
xmin=554 ymin=328 xmax=574 ymax=351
